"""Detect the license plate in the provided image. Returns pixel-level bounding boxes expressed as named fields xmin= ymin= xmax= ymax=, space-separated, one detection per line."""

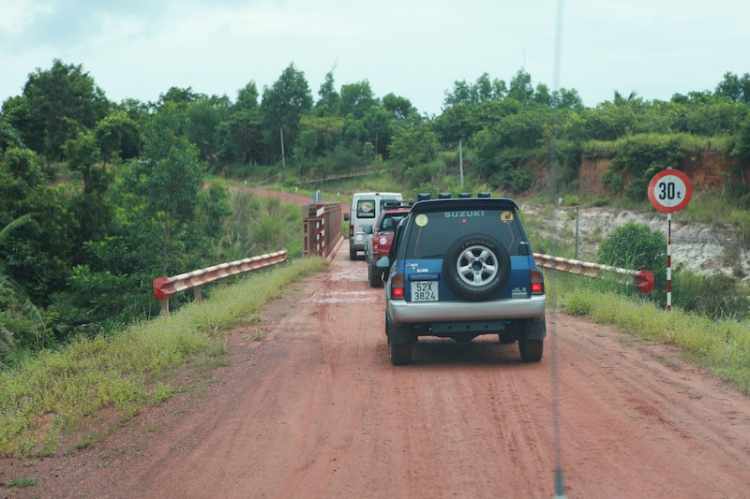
xmin=411 ymin=281 xmax=438 ymax=302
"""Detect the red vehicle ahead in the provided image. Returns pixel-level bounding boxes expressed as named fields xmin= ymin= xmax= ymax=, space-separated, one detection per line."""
xmin=363 ymin=204 xmax=412 ymax=287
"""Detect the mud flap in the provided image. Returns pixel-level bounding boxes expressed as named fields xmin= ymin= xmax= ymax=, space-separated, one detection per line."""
xmin=525 ymin=317 xmax=547 ymax=340
xmin=386 ymin=312 xmax=413 ymax=344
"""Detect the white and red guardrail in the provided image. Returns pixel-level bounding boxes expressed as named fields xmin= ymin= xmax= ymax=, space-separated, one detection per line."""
xmin=153 ymin=250 xmax=287 ymax=315
xmin=533 ymin=253 xmax=654 ymax=293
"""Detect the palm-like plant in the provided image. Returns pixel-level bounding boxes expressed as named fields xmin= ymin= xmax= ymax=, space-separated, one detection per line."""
xmin=0 ymin=214 xmax=32 ymax=368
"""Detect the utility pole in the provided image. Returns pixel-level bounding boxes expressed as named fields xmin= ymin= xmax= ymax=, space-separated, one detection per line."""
xmin=280 ymin=127 xmax=286 ymax=183
xmin=459 ymin=140 xmax=464 ymax=187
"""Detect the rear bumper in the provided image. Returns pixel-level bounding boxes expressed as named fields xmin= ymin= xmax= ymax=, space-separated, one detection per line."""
xmin=350 ymin=233 xmax=369 ymax=252
xmin=387 ymin=295 xmax=546 ymax=326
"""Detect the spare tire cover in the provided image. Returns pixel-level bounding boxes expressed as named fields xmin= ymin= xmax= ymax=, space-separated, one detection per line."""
xmin=443 ymin=233 xmax=511 ymax=300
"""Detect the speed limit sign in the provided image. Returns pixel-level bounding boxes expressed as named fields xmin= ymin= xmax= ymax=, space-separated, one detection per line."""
xmin=648 ymin=169 xmax=693 ymax=213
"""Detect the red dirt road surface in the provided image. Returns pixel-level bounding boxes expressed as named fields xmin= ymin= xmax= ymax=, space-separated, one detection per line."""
xmin=4 ymin=242 xmax=750 ymax=499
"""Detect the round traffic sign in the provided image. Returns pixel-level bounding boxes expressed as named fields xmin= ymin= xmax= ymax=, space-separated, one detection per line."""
xmin=648 ymin=169 xmax=693 ymax=213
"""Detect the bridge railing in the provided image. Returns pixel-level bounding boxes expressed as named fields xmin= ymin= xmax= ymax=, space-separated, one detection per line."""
xmin=152 ymin=250 xmax=287 ymax=315
xmin=303 ymin=202 xmax=342 ymax=259
xmin=534 ymin=253 xmax=654 ymax=293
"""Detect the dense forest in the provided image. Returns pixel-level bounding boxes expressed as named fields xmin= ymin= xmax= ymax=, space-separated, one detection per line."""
xmin=1 ymin=59 xmax=749 ymax=364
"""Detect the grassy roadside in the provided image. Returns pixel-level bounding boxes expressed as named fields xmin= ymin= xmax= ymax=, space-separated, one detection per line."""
xmin=549 ymin=273 xmax=750 ymax=394
xmin=0 ymin=257 xmax=328 ymax=458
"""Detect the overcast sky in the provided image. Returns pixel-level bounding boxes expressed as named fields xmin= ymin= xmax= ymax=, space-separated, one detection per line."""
xmin=1 ymin=0 xmax=748 ymax=116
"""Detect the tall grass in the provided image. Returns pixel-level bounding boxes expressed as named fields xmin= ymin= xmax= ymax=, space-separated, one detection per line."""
xmin=550 ymin=272 xmax=750 ymax=393
xmin=218 ymin=192 xmax=304 ymax=261
xmin=682 ymin=190 xmax=750 ymax=240
xmin=0 ymin=257 xmax=328 ymax=458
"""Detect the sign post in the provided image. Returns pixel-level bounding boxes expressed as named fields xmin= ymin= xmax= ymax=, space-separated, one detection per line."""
xmin=647 ymin=169 xmax=693 ymax=310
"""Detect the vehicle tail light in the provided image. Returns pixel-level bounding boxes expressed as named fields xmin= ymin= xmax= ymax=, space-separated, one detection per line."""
xmin=349 ymin=225 xmax=354 ymax=238
xmin=392 ymin=273 xmax=405 ymax=299
xmin=530 ymin=269 xmax=544 ymax=294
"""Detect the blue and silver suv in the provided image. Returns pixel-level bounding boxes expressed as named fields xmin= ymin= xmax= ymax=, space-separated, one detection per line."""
xmin=377 ymin=196 xmax=546 ymax=365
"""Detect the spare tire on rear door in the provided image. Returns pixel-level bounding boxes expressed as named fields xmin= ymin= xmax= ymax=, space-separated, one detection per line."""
xmin=443 ymin=233 xmax=510 ymax=301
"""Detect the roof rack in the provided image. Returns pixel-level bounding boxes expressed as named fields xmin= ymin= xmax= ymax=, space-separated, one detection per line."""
xmin=414 ymin=192 xmax=493 ymax=201
xmin=382 ymin=200 xmax=420 ymax=209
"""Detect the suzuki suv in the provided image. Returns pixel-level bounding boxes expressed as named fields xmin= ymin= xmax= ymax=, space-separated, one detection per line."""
xmin=377 ymin=196 xmax=546 ymax=365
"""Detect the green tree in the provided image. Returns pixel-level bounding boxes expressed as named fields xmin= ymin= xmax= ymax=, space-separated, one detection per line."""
xmin=0 ymin=112 xmax=26 ymax=156
xmin=389 ymin=122 xmax=439 ymax=168
xmin=216 ymin=83 xmax=264 ymax=166
xmin=261 ymin=64 xmax=313 ymax=164
xmin=715 ymin=72 xmax=750 ymax=104
xmin=339 ymin=81 xmax=377 ymax=119
xmin=443 ymin=73 xmax=507 ymax=107
xmin=508 ymin=69 xmax=534 ymax=104
xmin=0 ymin=149 xmax=79 ymax=306
xmin=236 ymin=81 xmax=260 ymax=111
xmin=553 ymin=88 xmax=584 ymax=110
xmin=433 ymin=103 xmax=477 ymax=146
xmin=733 ymin=118 xmax=750 ymax=160
xmin=159 ymin=86 xmax=199 ymax=107
xmin=63 ymin=131 xmax=115 ymax=250
xmin=296 ymin=115 xmax=345 ymax=162
xmin=533 ymin=83 xmax=552 ymax=106
xmin=382 ymin=93 xmax=415 ymax=120
xmin=444 ymin=79 xmax=475 ymax=107
xmin=363 ymin=106 xmax=394 ymax=160
xmin=315 ymin=69 xmax=340 ymax=117
xmin=3 ymin=59 xmax=110 ymax=161
xmin=0 ymin=214 xmax=33 ymax=363
xmin=94 ymin=110 xmax=141 ymax=163
xmin=118 ymin=98 xmax=153 ymax=128
xmin=186 ymin=94 xmax=231 ymax=161
xmin=124 ymin=102 xmax=207 ymax=274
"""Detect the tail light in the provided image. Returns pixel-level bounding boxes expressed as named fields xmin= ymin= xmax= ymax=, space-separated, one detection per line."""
xmin=349 ymin=225 xmax=354 ymax=238
xmin=530 ymin=269 xmax=544 ymax=294
xmin=391 ymin=273 xmax=405 ymax=299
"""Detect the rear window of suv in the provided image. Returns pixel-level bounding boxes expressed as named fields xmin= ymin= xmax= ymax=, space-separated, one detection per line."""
xmin=380 ymin=214 xmax=406 ymax=231
xmin=405 ymin=208 xmax=525 ymax=258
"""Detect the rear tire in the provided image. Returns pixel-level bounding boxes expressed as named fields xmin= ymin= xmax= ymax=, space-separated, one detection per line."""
xmin=519 ymin=336 xmax=544 ymax=362
xmin=390 ymin=341 xmax=412 ymax=365
xmin=349 ymin=248 xmax=356 ymax=260
xmin=368 ymin=263 xmax=383 ymax=287
xmin=386 ymin=312 xmax=412 ymax=365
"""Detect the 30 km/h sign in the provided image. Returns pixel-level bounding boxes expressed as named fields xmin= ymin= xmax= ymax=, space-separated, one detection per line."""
xmin=648 ymin=169 xmax=693 ymax=213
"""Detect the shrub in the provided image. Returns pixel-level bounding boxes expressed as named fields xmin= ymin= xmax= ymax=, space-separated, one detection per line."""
xmin=672 ymin=269 xmax=750 ymax=320
xmin=598 ymin=222 xmax=667 ymax=291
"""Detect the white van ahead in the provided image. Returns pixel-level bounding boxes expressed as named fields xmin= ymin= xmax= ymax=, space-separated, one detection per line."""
xmin=344 ymin=192 xmax=402 ymax=260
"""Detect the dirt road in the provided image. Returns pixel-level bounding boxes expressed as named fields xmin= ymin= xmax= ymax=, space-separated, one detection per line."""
xmin=4 ymin=241 xmax=750 ymax=498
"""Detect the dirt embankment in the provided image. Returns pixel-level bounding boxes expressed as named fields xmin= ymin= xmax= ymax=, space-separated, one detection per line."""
xmin=576 ymin=151 xmax=750 ymax=196
xmin=3 ymin=241 xmax=750 ymax=499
